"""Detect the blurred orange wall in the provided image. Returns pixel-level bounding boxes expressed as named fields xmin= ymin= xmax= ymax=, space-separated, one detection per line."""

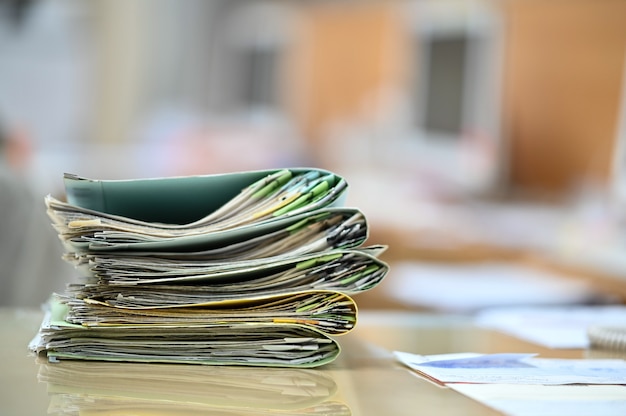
xmin=503 ymin=0 xmax=626 ymax=194
xmin=288 ymin=2 xmax=404 ymax=161
xmin=288 ymin=0 xmax=626 ymax=196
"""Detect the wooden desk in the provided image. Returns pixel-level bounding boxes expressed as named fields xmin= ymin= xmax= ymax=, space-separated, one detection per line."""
xmin=0 ymin=308 xmax=592 ymax=416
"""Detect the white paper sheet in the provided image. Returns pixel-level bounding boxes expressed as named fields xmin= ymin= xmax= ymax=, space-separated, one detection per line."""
xmin=475 ymin=305 xmax=626 ymax=348
xmin=385 ymin=262 xmax=600 ymax=313
xmin=450 ymin=384 xmax=626 ymax=416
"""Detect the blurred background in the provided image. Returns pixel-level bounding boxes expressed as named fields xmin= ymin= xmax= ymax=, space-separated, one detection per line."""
xmin=2 ymin=0 xmax=626 ymax=312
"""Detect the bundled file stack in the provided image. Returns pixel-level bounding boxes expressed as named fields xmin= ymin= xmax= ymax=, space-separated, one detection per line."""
xmin=30 ymin=168 xmax=389 ymax=367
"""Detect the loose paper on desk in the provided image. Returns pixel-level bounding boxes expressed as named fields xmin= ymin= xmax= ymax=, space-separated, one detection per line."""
xmin=449 ymin=384 xmax=626 ymax=416
xmin=394 ymin=352 xmax=626 ymax=385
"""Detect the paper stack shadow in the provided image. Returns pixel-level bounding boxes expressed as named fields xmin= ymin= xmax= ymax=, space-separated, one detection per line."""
xmin=29 ymin=167 xmax=389 ymax=368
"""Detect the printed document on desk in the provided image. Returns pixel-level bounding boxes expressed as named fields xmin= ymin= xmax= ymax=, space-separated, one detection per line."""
xmin=394 ymin=352 xmax=626 ymax=385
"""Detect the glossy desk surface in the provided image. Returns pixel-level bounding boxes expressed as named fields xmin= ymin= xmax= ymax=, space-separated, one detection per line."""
xmin=0 ymin=308 xmax=590 ymax=416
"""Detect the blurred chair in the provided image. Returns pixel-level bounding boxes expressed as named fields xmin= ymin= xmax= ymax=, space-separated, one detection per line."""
xmin=0 ymin=122 xmax=76 ymax=307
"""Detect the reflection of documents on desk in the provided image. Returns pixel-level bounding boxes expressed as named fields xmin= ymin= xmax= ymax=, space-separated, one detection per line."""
xmin=450 ymin=384 xmax=626 ymax=416
xmin=38 ymin=359 xmax=351 ymax=415
xmin=394 ymin=352 xmax=626 ymax=385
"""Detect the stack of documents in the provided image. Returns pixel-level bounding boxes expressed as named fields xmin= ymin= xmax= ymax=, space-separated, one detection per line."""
xmin=30 ymin=168 xmax=388 ymax=367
